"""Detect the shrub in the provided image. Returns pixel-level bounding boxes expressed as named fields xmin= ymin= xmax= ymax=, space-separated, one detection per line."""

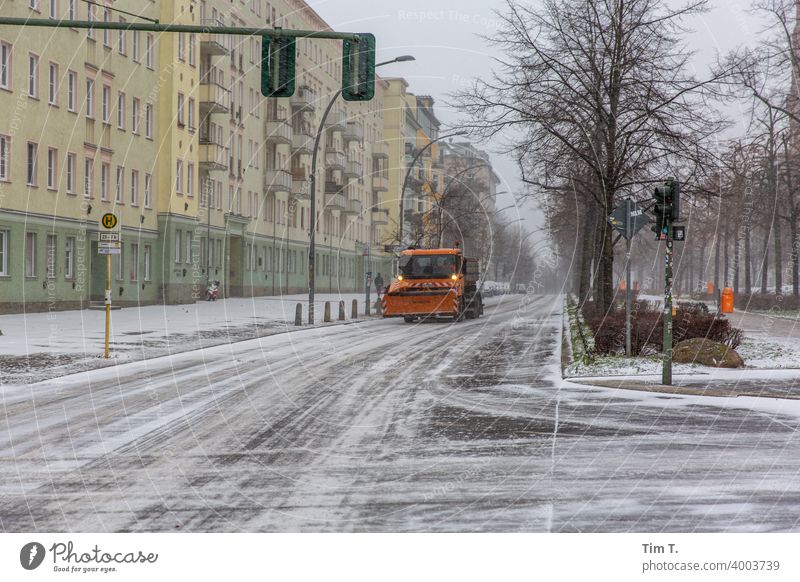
xmin=735 ymin=293 xmax=800 ymax=312
xmin=582 ymin=301 xmax=742 ymax=356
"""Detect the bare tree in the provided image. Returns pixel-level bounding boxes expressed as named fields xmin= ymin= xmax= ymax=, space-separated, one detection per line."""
xmin=451 ymin=0 xmax=728 ymax=311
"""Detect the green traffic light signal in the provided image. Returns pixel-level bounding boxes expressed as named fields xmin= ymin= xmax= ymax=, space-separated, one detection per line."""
xmin=342 ymin=33 xmax=376 ymax=102
xmin=261 ymin=35 xmax=296 ymax=98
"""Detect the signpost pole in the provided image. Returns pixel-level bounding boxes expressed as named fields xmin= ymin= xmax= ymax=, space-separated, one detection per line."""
xmin=625 ymin=198 xmax=633 ymax=357
xmin=104 ymin=254 xmax=111 ymax=359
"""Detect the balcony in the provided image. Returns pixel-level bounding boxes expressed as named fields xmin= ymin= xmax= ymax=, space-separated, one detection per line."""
xmin=372 ymin=142 xmax=389 ymax=159
xmin=325 ymin=149 xmax=346 ymax=171
xmin=371 ymin=208 xmax=389 ymax=225
xmin=200 ymin=19 xmax=228 ymax=56
xmin=324 ymin=186 xmax=346 ymax=211
xmin=291 ymin=86 xmax=316 ymax=113
xmin=264 ymin=119 xmax=293 ymax=145
xmin=291 ymin=169 xmax=311 ymax=200
xmin=342 ymin=198 xmax=363 ymax=216
xmin=264 ymin=169 xmax=292 ymax=194
xmin=343 ymin=122 xmax=364 ymax=144
xmin=372 ymin=175 xmax=389 ymax=192
xmin=344 ymin=160 xmax=362 ymax=180
xmin=292 ymin=130 xmax=313 ymax=155
xmin=325 ymin=109 xmax=346 ymax=132
xmin=199 ymin=141 xmax=229 ymax=172
xmin=199 ymin=81 xmax=230 ymax=115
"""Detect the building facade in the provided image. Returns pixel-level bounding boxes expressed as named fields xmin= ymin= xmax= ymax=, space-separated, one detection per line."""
xmin=0 ymin=0 xmax=395 ymax=313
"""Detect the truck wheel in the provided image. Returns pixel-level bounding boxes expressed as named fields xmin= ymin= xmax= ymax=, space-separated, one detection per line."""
xmin=403 ymin=316 xmax=415 ymax=323
xmin=456 ymin=298 xmax=466 ymax=321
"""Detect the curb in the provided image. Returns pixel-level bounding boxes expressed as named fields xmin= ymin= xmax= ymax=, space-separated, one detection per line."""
xmin=572 ymin=378 xmax=800 ymax=400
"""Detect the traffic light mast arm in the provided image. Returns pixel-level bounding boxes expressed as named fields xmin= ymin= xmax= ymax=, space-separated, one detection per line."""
xmin=0 ymin=17 xmax=362 ymax=40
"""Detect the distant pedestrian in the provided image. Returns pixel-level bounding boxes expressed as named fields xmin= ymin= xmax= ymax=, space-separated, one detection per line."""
xmin=374 ymin=273 xmax=385 ymax=296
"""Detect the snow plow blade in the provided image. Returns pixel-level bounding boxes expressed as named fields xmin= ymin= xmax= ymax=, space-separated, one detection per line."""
xmin=381 ymin=291 xmax=459 ymax=318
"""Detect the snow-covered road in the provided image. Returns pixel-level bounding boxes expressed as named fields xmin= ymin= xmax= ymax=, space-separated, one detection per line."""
xmin=2 ymin=294 xmax=800 ymax=532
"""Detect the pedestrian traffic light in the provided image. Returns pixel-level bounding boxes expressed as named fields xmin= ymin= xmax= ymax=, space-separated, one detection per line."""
xmin=341 ymin=33 xmax=376 ymax=101
xmin=261 ymin=35 xmax=296 ymax=98
xmin=651 ymin=177 xmax=680 ymax=234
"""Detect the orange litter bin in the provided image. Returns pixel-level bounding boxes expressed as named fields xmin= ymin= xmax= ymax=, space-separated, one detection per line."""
xmin=721 ymin=287 xmax=734 ymax=313
xmin=706 ymin=281 xmax=714 ymax=295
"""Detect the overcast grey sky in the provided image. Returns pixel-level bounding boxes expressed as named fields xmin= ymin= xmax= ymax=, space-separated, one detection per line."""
xmin=311 ymin=0 xmax=765 ymax=239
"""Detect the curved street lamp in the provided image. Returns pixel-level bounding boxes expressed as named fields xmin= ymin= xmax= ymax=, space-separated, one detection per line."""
xmin=398 ymin=130 xmax=467 ymax=247
xmin=307 ymin=55 xmax=415 ymax=324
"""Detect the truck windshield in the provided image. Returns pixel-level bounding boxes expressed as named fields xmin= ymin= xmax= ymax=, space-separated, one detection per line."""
xmin=399 ymin=254 xmax=460 ymax=279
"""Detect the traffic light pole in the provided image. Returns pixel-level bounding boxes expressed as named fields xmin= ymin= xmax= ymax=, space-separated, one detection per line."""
xmin=663 ymin=222 xmax=674 ymax=386
xmin=625 ymin=198 xmax=633 ymax=357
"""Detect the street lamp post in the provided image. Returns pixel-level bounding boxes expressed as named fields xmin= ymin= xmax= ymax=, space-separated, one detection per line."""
xmin=398 ymin=130 xmax=467 ymax=249
xmin=307 ymin=55 xmax=415 ymax=324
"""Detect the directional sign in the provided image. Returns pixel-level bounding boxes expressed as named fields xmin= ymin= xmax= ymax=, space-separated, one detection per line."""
xmin=673 ymin=225 xmax=686 ymax=241
xmin=98 ymin=248 xmax=121 ymax=255
xmin=608 ymin=200 xmax=650 ymax=240
xmin=99 ymin=241 xmax=121 ymax=249
xmin=100 ymin=213 xmax=118 ymax=230
xmin=99 ymin=232 xmax=120 ymax=242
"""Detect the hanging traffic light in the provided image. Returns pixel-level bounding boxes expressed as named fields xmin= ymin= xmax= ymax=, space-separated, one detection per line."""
xmin=261 ymin=35 xmax=296 ymax=98
xmin=341 ymin=33 xmax=376 ymax=101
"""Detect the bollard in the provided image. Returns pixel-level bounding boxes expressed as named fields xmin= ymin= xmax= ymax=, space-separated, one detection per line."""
xmin=721 ymin=287 xmax=734 ymax=314
xmin=374 ymin=299 xmax=381 ymax=315
xmin=338 ymin=300 xmax=345 ymax=321
xmin=295 ymin=303 xmax=302 ymax=326
xmin=324 ymin=301 xmax=332 ymax=322
xmin=351 ymin=299 xmax=358 ymax=319
xmin=365 ymin=300 xmax=371 ymax=316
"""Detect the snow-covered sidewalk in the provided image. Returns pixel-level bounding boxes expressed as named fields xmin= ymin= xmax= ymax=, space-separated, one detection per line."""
xmin=0 ymin=293 xmax=379 ymax=385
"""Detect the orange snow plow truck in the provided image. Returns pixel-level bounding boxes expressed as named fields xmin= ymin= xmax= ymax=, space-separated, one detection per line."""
xmin=382 ymin=248 xmax=484 ymax=322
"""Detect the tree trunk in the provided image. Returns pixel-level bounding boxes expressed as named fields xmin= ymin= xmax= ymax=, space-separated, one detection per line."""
xmin=744 ymin=228 xmax=752 ymax=295
xmin=761 ymin=233 xmax=769 ymax=294
xmin=774 ymin=217 xmax=783 ymax=294
xmin=714 ymin=230 xmax=721 ymax=294
xmin=733 ymin=231 xmax=740 ymax=295
xmin=792 ymin=216 xmax=799 ymax=297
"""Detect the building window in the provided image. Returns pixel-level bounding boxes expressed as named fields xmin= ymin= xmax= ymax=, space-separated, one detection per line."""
xmin=174 ymin=230 xmax=182 ymax=263
xmin=28 ymin=53 xmax=38 ymax=98
xmin=185 ymin=231 xmax=192 ymax=265
xmin=0 ymin=135 xmax=9 ymax=181
xmin=67 ymin=0 xmax=74 ymax=19
xmin=144 ymin=173 xmax=152 ymax=208
xmin=132 ymin=97 xmax=140 ymax=134
xmin=25 ymin=232 xmax=36 ymax=277
xmin=102 ymin=8 xmax=111 ymax=47
xmin=115 ymin=166 xmax=124 ymax=203
xmin=132 ymin=31 xmax=140 ymax=62
xmin=46 ymin=234 xmax=56 ymax=278
xmin=130 ymin=243 xmax=138 ymax=281
xmin=100 ymin=162 xmax=109 ymax=200
xmin=177 ymin=32 xmax=185 ymax=61
xmin=0 ymin=231 xmax=7 ymax=276
xmin=46 ymin=147 xmax=57 ymax=189
xmin=84 ymin=157 xmax=93 ymax=197
xmin=187 ymin=163 xmax=194 ymax=197
xmin=145 ymin=103 xmax=153 ymax=138
xmin=143 ymin=245 xmax=151 ymax=281
xmin=188 ymin=33 xmax=196 ymax=66
xmin=86 ymin=3 xmax=94 ymax=39
xmin=188 ymin=97 xmax=195 ymax=131
xmin=177 ymin=92 xmax=185 ymax=127
xmin=67 ymin=70 xmax=76 ymax=112
xmin=65 ymin=236 xmax=75 ymax=278
xmin=66 ymin=153 xmax=75 ymax=193
xmin=130 ymin=169 xmax=138 ymax=205
xmin=117 ymin=91 xmax=125 ymax=129
xmin=115 ymin=245 xmax=123 ymax=280
xmin=47 ymin=62 xmax=58 ymax=105
xmin=145 ymin=34 xmax=154 ymax=69
xmin=101 ymin=85 xmax=110 ymax=123
xmin=0 ymin=42 xmax=11 ymax=90
xmin=118 ymin=18 xmax=127 ymax=55
xmin=175 ymin=160 xmax=183 ymax=193
xmin=85 ymin=78 xmax=94 ymax=118
xmin=26 ymin=142 xmax=37 ymax=186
